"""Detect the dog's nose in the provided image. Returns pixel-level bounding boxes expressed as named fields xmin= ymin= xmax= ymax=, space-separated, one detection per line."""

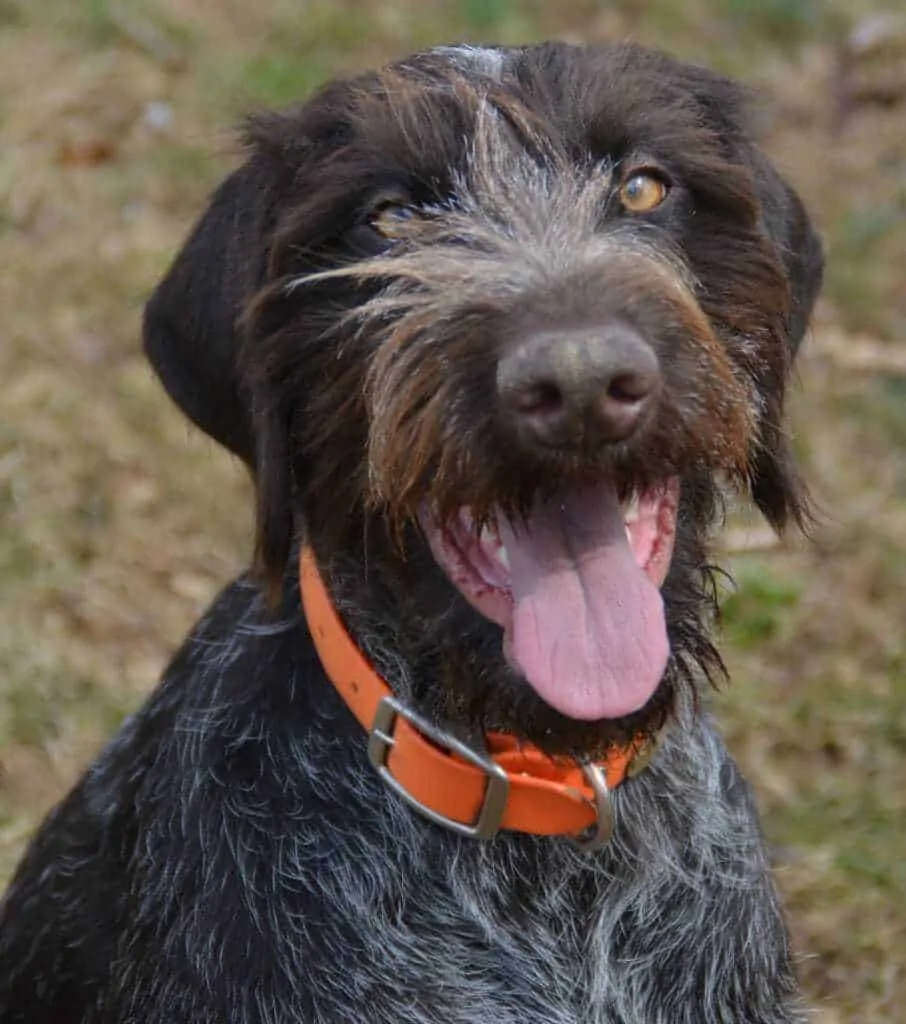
xmin=497 ymin=325 xmax=660 ymax=449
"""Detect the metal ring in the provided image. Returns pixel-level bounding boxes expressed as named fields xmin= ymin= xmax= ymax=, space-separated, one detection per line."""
xmin=567 ymin=763 xmax=614 ymax=853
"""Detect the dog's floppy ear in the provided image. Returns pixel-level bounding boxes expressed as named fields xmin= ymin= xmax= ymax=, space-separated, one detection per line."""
xmin=144 ymin=99 xmax=360 ymax=587
xmin=747 ymin=152 xmax=824 ymax=530
xmin=143 ymin=158 xmax=279 ymax=467
xmin=750 ymin=149 xmax=824 ymax=355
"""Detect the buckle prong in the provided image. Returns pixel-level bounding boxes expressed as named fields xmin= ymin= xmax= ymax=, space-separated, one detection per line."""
xmin=367 ymin=696 xmax=509 ymax=840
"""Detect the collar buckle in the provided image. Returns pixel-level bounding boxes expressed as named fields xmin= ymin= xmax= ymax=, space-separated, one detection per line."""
xmin=367 ymin=695 xmax=510 ymax=840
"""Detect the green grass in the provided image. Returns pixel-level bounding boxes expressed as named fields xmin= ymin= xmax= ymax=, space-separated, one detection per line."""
xmin=827 ymin=205 xmax=906 ymax=339
xmin=237 ymin=54 xmax=332 ymax=108
xmin=720 ymin=563 xmax=803 ymax=649
xmin=716 ymin=0 xmax=834 ymax=45
xmin=1 ymin=666 xmax=131 ymax=749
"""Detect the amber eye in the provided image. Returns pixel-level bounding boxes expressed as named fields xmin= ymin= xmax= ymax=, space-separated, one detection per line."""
xmin=370 ymin=201 xmax=418 ymax=239
xmin=619 ymin=172 xmax=668 ymax=213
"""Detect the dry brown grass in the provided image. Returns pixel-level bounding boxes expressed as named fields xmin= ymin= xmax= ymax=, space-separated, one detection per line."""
xmin=1 ymin=2 xmax=904 ymax=1020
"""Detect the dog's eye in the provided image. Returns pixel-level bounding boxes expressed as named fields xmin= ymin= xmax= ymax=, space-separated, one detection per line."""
xmin=371 ymin=202 xmax=418 ymax=240
xmin=619 ymin=173 xmax=668 ymax=214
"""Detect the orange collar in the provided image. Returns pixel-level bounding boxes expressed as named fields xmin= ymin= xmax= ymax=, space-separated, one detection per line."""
xmin=300 ymin=547 xmax=654 ymax=848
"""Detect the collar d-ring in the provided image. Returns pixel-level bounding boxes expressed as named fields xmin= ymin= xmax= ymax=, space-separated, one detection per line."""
xmin=568 ymin=763 xmax=614 ymax=852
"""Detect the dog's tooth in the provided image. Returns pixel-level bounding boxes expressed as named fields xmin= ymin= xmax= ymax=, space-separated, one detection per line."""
xmin=497 ymin=544 xmax=510 ymax=571
xmin=623 ymin=492 xmax=640 ymax=524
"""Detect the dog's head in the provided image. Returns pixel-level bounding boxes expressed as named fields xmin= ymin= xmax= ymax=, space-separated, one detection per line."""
xmin=145 ymin=42 xmax=822 ymax=756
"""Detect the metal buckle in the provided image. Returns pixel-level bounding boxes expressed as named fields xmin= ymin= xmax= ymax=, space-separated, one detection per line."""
xmin=567 ymin=763 xmax=614 ymax=853
xmin=367 ymin=696 xmax=510 ymax=840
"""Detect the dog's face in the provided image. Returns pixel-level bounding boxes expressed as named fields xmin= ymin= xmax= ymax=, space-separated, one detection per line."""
xmin=145 ymin=42 xmax=823 ymax=756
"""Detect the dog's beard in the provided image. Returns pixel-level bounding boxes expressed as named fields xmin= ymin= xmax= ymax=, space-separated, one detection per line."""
xmin=418 ymin=478 xmax=679 ymax=722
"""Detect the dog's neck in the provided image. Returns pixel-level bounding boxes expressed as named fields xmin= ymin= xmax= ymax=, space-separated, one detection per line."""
xmin=299 ymin=547 xmax=660 ymax=849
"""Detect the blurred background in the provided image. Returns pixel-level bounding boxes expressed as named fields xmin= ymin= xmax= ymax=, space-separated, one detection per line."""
xmin=0 ymin=1 xmax=903 ymax=1019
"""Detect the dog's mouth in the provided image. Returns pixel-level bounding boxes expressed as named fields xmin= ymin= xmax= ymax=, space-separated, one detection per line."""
xmin=419 ymin=479 xmax=679 ymax=722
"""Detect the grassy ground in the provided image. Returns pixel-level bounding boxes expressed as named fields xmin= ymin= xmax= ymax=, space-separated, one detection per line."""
xmin=1 ymin=1 xmax=904 ymax=1019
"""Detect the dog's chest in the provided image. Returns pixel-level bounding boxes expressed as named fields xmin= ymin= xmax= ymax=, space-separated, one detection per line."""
xmin=269 ymin=826 xmax=609 ymax=1024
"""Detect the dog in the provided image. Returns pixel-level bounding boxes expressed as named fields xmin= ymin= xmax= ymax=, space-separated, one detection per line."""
xmin=0 ymin=41 xmax=823 ymax=1023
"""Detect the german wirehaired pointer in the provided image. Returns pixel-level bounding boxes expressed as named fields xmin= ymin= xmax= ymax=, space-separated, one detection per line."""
xmin=0 ymin=41 xmax=823 ymax=1022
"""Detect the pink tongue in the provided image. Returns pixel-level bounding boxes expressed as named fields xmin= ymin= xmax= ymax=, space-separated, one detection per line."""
xmin=499 ymin=485 xmax=669 ymax=720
